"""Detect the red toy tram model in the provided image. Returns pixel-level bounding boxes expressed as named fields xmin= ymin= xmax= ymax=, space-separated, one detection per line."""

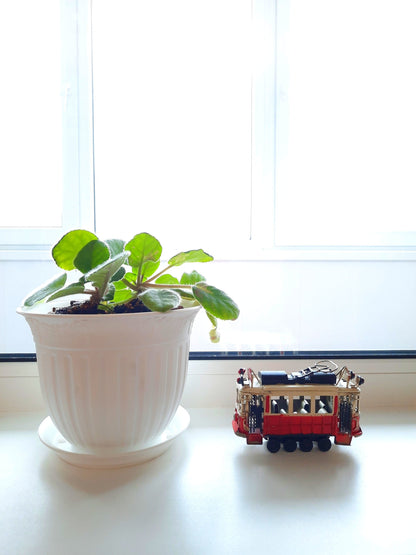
xmin=232 ymin=361 xmax=364 ymax=453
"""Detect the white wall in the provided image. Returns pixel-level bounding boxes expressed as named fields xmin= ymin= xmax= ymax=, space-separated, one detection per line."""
xmin=3 ymin=258 xmax=416 ymax=353
xmin=189 ymin=259 xmax=416 ymax=352
xmin=1 ymin=358 xmax=415 ymax=411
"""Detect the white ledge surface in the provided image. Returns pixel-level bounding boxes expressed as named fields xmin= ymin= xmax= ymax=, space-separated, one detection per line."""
xmin=1 ymin=408 xmax=415 ymax=555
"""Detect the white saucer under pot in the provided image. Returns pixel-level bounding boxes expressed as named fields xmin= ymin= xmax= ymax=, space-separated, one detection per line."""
xmin=38 ymin=406 xmax=190 ymax=468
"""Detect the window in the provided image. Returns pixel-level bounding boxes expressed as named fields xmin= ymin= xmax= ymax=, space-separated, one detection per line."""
xmin=275 ymin=0 xmax=416 ymax=249
xmin=2 ymin=0 xmax=416 ymax=355
xmin=91 ymin=0 xmax=252 ymax=255
xmin=293 ymin=395 xmax=311 ymax=414
xmin=271 ymin=396 xmax=289 ymax=414
xmin=1 ymin=2 xmax=62 ymax=231
xmin=315 ymin=396 xmax=333 ymax=414
xmin=253 ymin=0 xmax=416 ymax=252
xmin=0 ymin=0 xmax=94 ymax=251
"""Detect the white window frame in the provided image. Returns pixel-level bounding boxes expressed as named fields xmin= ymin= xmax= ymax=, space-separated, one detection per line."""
xmin=0 ymin=0 xmax=94 ymax=260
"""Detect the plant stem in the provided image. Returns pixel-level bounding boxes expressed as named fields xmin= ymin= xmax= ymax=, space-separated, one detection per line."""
xmin=144 ymin=283 xmax=192 ymax=289
xmin=142 ymin=265 xmax=173 ymax=285
xmin=122 ymin=278 xmax=139 ymax=291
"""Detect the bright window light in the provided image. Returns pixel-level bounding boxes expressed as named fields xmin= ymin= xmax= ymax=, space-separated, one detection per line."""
xmin=274 ymin=0 xmax=416 ymax=247
xmin=0 ymin=1 xmax=63 ymax=229
xmin=92 ymin=0 xmax=252 ymax=253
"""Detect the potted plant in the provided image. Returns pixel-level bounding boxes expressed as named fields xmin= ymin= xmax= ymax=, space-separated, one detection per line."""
xmin=18 ymin=230 xmax=239 ymax=467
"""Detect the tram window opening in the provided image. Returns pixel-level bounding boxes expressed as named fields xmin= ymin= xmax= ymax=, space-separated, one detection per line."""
xmin=271 ymin=396 xmax=289 ymax=414
xmin=315 ymin=396 xmax=334 ymax=414
xmin=346 ymin=395 xmax=359 ymax=413
xmin=293 ymin=396 xmax=311 ymax=414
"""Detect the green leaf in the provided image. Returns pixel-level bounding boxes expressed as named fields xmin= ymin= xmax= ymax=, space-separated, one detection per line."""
xmin=124 ymin=270 xmax=138 ymax=283
xmin=141 ymin=260 xmax=160 ymax=281
xmin=110 ymin=266 xmax=126 ymax=282
xmin=125 ymin=233 xmax=162 ymax=272
xmin=175 ymin=289 xmax=196 ymax=300
xmin=73 ymin=240 xmax=110 ymax=273
xmin=112 ymin=279 xmax=129 ymax=290
xmin=155 ymin=274 xmax=180 ymax=285
xmin=48 ymin=282 xmax=87 ymax=302
xmin=85 ymin=252 xmax=128 ymax=297
xmin=180 ymin=270 xmax=206 ymax=285
xmin=139 ymin=289 xmax=181 ymax=312
xmin=154 ymin=274 xmax=197 ymax=299
xmin=111 ymin=288 xmax=136 ymax=304
xmin=113 ymin=270 xmax=138 ymax=292
xmin=108 ymin=279 xmax=137 ymax=304
xmin=106 ymin=238 xmax=125 ymax=257
xmin=52 ymin=230 xmax=98 ymax=271
xmin=192 ymin=283 xmax=239 ymax=321
xmin=102 ymin=283 xmax=115 ymax=301
xmin=23 ymin=273 xmax=67 ymax=307
xmin=168 ymin=249 xmax=213 ymax=267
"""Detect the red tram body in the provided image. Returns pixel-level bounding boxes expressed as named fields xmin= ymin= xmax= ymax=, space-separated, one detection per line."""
xmin=232 ymin=362 xmax=364 ymax=453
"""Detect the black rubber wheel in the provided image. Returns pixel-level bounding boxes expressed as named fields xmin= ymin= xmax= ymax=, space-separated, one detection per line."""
xmin=283 ymin=438 xmax=297 ymax=452
xmin=317 ymin=437 xmax=332 ymax=452
xmin=299 ymin=438 xmax=313 ymax=452
xmin=267 ymin=438 xmax=280 ymax=453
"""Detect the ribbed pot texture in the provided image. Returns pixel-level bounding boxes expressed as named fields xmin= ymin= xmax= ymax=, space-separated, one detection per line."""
xmin=18 ymin=307 xmax=199 ymax=450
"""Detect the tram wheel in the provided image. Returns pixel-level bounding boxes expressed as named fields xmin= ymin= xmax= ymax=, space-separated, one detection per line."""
xmin=267 ymin=438 xmax=280 ymax=453
xmin=317 ymin=437 xmax=332 ymax=452
xmin=283 ymin=438 xmax=297 ymax=452
xmin=299 ymin=438 xmax=313 ymax=452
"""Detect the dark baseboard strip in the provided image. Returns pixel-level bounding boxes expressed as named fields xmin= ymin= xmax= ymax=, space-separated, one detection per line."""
xmin=189 ymin=350 xmax=416 ymax=360
xmin=0 ymin=353 xmax=37 ymax=362
xmin=2 ymin=351 xmax=415 ymax=363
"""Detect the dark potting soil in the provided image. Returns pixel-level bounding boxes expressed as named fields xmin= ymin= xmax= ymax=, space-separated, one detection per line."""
xmin=52 ymin=298 xmax=154 ymax=315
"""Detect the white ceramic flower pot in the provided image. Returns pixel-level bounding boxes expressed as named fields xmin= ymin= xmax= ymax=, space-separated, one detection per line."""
xmin=18 ymin=306 xmax=199 ymax=451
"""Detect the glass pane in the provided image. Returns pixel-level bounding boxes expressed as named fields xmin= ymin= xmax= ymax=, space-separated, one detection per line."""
xmin=0 ymin=1 xmax=63 ymax=228
xmin=92 ymin=0 xmax=251 ymax=253
xmin=275 ymin=0 xmax=416 ymax=247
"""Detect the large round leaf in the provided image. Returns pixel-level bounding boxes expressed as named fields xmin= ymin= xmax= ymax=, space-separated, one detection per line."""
xmin=23 ymin=273 xmax=67 ymax=307
xmin=106 ymin=238 xmax=125 ymax=257
xmin=111 ymin=288 xmax=137 ymax=304
xmin=125 ymin=233 xmax=162 ymax=271
xmin=141 ymin=260 xmax=161 ymax=281
xmin=52 ymin=230 xmax=98 ymax=270
xmin=168 ymin=249 xmax=213 ymax=267
xmin=155 ymin=274 xmax=180 ymax=285
xmin=192 ymin=283 xmax=239 ymax=321
xmin=180 ymin=270 xmax=206 ymax=285
xmin=73 ymin=240 xmax=110 ymax=273
xmin=48 ymin=282 xmax=87 ymax=302
xmin=139 ymin=289 xmax=181 ymax=312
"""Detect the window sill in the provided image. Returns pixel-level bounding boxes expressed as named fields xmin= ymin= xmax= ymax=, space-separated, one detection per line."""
xmin=0 ymin=407 xmax=415 ymax=554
